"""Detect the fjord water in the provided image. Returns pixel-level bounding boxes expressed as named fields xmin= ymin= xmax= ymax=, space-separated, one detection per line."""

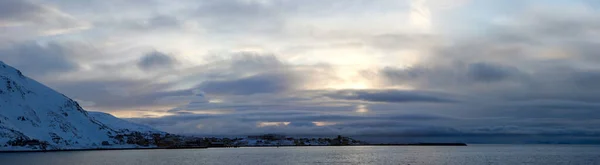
xmin=2 ymin=145 xmax=599 ymax=165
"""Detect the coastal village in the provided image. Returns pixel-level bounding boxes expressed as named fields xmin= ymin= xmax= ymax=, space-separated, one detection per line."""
xmin=209 ymin=134 xmax=366 ymax=147
xmin=111 ymin=133 xmax=367 ymax=149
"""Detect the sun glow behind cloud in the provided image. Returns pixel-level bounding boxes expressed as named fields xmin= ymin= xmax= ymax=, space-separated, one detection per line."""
xmin=109 ymin=110 xmax=173 ymax=118
xmin=312 ymin=121 xmax=337 ymax=127
xmin=356 ymin=105 xmax=369 ymax=113
xmin=257 ymin=122 xmax=291 ymax=127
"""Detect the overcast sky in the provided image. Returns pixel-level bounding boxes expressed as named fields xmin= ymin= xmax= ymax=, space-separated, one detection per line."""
xmin=2 ymin=0 xmax=600 ymax=143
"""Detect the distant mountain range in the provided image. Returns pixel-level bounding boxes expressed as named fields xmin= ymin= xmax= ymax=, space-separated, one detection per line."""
xmin=0 ymin=61 xmax=165 ymax=151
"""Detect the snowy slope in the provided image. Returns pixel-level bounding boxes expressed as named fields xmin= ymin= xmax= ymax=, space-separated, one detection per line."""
xmin=88 ymin=111 xmax=160 ymax=133
xmin=0 ymin=61 xmax=164 ymax=151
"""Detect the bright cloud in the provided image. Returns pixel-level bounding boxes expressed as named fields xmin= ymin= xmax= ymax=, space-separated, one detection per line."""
xmin=258 ymin=122 xmax=291 ymax=127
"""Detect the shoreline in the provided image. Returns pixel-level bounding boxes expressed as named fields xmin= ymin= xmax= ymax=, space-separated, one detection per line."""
xmin=225 ymin=143 xmax=468 ymax=148
xmin=0 ymin=143 xmax=467 ymax=153
xmin=0 ymin=146 xmax=209 ymax=153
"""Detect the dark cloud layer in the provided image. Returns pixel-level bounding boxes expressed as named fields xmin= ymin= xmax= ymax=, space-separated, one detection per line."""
xmin=0 ymin=42 xmax=79 ymax=76
xmin=48 ymin=79 xmax=193 ymax=111
xmin=466 ymin=63 xmax=520 ymax=83
xmin=198 ymin=72 xmax=300 ymax=95
xmin=137 ymin=51 xmax=177 ymax=70
xmin=0 ymin=0 xmax=44 ymax=22
xmin=326 ymin=90 xmax=456 ymax=103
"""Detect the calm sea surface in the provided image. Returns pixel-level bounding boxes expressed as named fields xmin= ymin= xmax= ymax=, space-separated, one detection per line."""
xmin=1 ymin=145 xmax=599 ymax=165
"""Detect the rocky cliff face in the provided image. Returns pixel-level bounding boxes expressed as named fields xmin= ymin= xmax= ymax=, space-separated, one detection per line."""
xmin=0 ymin=61 xmax=164 ymax=151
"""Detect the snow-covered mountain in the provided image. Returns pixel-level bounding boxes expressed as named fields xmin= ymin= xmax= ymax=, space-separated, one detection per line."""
xmin=0 ymin=61 xmax=165 ymax=151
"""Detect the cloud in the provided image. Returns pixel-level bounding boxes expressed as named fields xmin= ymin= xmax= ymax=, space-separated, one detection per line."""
xmin=326 ymin=90 xmax=456 ymax=103
xmin=175 ymin=52 xmax=338 ymax=96
xmin=49 ymin=80 xmax=194 ymax=112
xmin=97 ymin=15 xmax=183 ymax=33
xmin=0 ymin=42 xmax=79 ymax=77
xmin=379 ymin=62 xmax=524 ymax=93
xmin=137 ymin=15 xmax=181 ymax=30
xmin=193 ymin=0 xmax=283 ymax=33
xmin=137 ymin=51 xmax=177 ymax=70
xmin=465 ymin=63 xmax=520 ymax=82
xmin=0 ymin=0 xmax=89 ymax=36
xmin=372 ymin=5 xmax=600 ymax=102
xmin=0 ymin=0 xmax=43 ymax=23
xmin=198 ymin=72 xmax=301 ymax=95
xmin=368 ymin=33 xmax=437 ymax=51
